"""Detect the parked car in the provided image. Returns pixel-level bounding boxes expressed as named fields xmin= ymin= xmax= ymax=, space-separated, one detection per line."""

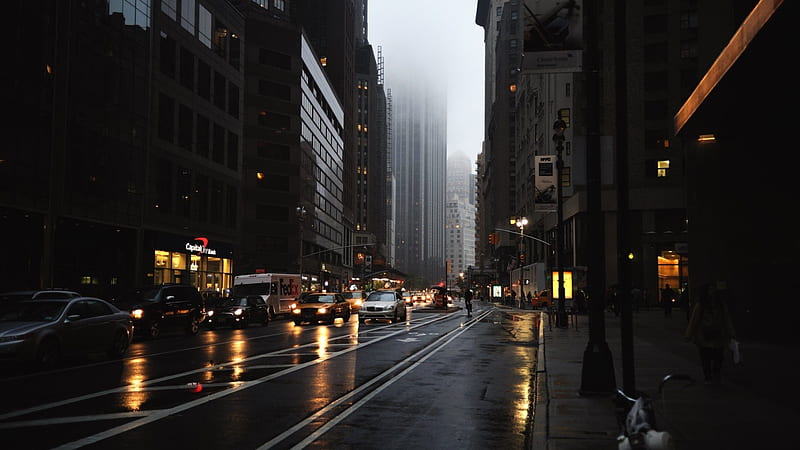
xmin=359 ymin=290 xmax=407 ymax=323
xmin=206 ymin=295 xmax=269 ymax=329
xmin=0 ymin=296 xmax=133 ymax=368
xmin=291 ymin=292 xmax=351 ymax=325
xmin=1 ymin=289 xmax=82 ymax=315
xmin=342 ymin=290 xmax=366 ymax=312
xmin=113 ymin=284 xmax=205 ymax=339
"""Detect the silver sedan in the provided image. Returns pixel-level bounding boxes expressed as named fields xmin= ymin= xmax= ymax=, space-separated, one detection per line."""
xmin=358 ymin=290 xmax=407 ymax=323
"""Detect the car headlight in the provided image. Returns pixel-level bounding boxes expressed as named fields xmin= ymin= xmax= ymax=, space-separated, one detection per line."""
xmin=233 ymin=308 xmax=243 ymax=316
xmin=207 ymin=310 xmax=215 ymax=317
xmin=355 ymin=300 xmax=363 ymax=307
xmin=131 ymin=309 xmax=144 ymax=320
xmin=385 ymin=305 xmax=394 ymax=311
xmin=0 ymin=333 xmax=29 ymax=343
xmin=292 ymin=309 xmax=301 ymax=315
xmin=317 ymin=307 xmax=328 ymax=314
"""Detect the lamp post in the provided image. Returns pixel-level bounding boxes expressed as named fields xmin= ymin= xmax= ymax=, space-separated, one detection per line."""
xmin=296 ymin=205 xmax=307 ymax=292
xmin=553 ymin=119 xmax=568 ymax=328
xmin=510 ymin=216 xmax=528 ymax=303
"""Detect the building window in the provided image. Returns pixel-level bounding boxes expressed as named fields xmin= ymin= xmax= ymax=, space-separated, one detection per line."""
xmin=180 ymin=0 xmax=196 ymax=35
xmin=161 ymin=0 xmax=177 ymax=20
xmin=198 ymin=5 xmax=212 ymax=48
xmin=657 ymin=160 xmax=670 ymax=177
xmin=274 ymin=0 xmax=285 ymax=11
xmin=680 ymin=40 xmax=698 ymax=59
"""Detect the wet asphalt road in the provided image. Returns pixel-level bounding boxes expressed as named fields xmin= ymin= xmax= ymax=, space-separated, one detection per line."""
xmin=0 ymin=301 xmax=540 ymax=450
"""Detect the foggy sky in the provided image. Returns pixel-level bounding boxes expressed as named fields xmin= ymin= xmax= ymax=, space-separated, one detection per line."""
xmin=368 ymin=0 xmax=485 ymax=171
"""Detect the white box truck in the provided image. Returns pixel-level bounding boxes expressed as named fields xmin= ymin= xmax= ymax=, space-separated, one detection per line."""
xmin=232 ymin=273 xmax=301 ymax=318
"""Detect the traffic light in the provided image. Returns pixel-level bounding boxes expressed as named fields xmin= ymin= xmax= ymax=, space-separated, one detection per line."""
xmin=519 ymin=252 xmax=526 ymax=263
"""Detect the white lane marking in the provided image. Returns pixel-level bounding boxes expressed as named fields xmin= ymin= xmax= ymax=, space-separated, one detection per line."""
xmin=48 ymin=314 xmax=455 ymax=449
xmin=257 ymin=309 xmax=494 ymax=450
xmin=0 ymin=315 xmax=445 ymax=423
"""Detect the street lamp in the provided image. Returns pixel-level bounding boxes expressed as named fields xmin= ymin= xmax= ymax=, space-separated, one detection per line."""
xmin=296 ymin=205 xmax=307 ymax=292
xmin=553 ymin=119 xmax=568 ymax=328
xmin=510 ymin=216 xmax=528 ymax=302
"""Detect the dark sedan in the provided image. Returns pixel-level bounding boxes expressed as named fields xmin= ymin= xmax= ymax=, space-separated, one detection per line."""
xmin=205 ymin=295 xmax=269 ymax=329
xmin=290 ymin=292 xmax=351 ymax=325
xmin=0 ymin=297 xmax=133 ymax=368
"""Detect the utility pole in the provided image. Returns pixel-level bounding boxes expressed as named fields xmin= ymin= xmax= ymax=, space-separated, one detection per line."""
xmin=580 ymin=0 xmax=616 ymax=395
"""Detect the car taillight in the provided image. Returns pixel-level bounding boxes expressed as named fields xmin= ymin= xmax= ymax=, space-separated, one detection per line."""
xmin=131 ymin=309 xmax=144 ymax=320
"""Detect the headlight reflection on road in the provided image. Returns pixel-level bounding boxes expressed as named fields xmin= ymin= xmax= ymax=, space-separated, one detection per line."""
xmin=316 ymin=326 xmax=330 ymax=359
xmin=121 ymin=358 xmax=149 ymax=412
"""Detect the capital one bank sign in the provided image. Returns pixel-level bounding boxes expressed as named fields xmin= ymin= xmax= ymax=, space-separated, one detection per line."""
xmin=185 ymin=237 xmax=217 ymax=255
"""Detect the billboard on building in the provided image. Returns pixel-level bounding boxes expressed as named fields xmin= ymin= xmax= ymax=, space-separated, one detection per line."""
xmin=522 ymin=0 xmax=583 ymax=73
xmin=534 ymin=155 xmax=557 ymax=212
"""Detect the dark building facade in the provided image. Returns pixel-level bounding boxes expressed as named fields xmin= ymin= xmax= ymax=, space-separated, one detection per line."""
xmin=2 ymin=0 xmax=243 ymax=298
xmin=676 ymin=0 xmax=794 ymax=339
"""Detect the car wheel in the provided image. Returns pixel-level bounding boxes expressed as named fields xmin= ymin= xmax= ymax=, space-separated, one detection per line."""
xmin=36 ymin=338 xmax=61 ymax=369
xmin=294 ymin=319 xmax=303 ymax=326
xmin=359 ymin=317 xmax=366 ymax=324
xmin=147 ymin=321 xmax=160 ymax=339
xmin=186 ymin=317 xmax=200 ymax=335
xmin=108 ymin=330 xmax=130 ymax=358
xmin=343 ymin=310 xmax=351 ymax=322
xmin=262 ymin=313 xmax=269 ymax=326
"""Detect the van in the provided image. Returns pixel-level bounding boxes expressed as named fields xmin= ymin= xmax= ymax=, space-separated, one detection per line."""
xmin=232 ymin=273 xmax=301 ymax=318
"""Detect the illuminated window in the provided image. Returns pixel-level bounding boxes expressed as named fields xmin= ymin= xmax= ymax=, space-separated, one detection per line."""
xmin=657 ymin=160 xmax=670 ymax=177
xmin=274 ymin=0 xmax=285 ymax=11
xmin=319 ymin=57 xmax=327 ymax=67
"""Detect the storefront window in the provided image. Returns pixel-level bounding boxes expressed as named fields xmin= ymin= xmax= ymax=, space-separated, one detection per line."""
xmin=155 ymin=250 xmax=169 ymax=268
xmin=657 ymin=250 xmax=680 ymax=290
xmin=171 ymin=252 xmax=187 ymax=270
xmin=153 ymin=248 xmax=233 ymax=293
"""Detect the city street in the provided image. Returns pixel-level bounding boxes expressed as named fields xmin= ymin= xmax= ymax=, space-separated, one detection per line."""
xmin=0 ymin=302 xmax=540 ymax=449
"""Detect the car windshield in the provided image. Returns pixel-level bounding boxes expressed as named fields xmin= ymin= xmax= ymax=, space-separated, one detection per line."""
xmin=366 ymin=292 xmax=395 ymax=302
xmin=301 ymin=294 xmax=336 ymax=304
xmin=0 ymin=301 xmax=67 ymax=322
xmin=343 ymin=292 xmax=362 ymax=299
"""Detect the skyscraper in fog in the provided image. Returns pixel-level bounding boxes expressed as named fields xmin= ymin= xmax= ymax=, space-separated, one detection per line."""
xmin=446 ymin=153 xmax=476 ymax=287
xmin=392 ymin=80 xmax=447 ymax=285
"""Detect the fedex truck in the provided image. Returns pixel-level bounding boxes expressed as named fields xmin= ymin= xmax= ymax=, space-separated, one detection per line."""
xmin=232 ymin=273 xmax=301 ymax=318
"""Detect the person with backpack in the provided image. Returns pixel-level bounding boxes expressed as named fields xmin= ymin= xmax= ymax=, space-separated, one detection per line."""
xmin=684 ymin=283 xmax=736 ymax=385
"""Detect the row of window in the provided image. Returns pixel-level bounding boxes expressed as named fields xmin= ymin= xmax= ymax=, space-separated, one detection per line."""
xmin=154 ymin=157 xmax=237 ymax=227
xmin=160 ymin=35 xmax=240 ymax=118
xmin=158 ymin=93 xmax=239 ymax=171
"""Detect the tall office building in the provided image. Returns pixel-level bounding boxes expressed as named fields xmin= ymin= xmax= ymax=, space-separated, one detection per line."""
xmin=392 ymin=79 xmax=447 ymax=285
xmin=2 ymin=0 xmax=244 ymax=297
xmin=446 ymin=154 xmax=477 ymax=288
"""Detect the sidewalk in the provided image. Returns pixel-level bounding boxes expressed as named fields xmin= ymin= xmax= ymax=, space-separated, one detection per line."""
xmin=531 ymin=308 xmax=800 ymax=450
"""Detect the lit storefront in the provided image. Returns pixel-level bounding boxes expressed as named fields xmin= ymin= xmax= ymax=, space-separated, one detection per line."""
xmin=150 ymin=233 xmax=234 ymax=295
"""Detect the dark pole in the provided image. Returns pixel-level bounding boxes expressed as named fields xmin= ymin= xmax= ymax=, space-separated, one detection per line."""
xmin=296 ymin=206 xmax=307 ymax=292
xmin=579 ymin=0 xmax=616 ymax=395
xmin=553 ymin=122 xmax=567 ymax=328
xmin=614 ymin=0 xmax=635 ymax=395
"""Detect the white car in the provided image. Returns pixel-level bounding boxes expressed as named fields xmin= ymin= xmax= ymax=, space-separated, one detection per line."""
xmin=358 ymin=290 xmax=407 ymax=323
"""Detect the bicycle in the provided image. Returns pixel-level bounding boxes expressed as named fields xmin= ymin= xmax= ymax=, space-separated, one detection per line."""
xmin=615 ymin=374 xmax=695 ymax=450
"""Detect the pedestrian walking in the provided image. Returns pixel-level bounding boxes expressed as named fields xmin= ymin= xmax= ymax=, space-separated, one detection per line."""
xmin=679 ymin=282 xmax=692 ymax=322
xmin=684 ymin=284 xmax=736 ymax=385
xmin=661 ymin=284 xmax=677 ymax=317
xmin=464 ymin=289 xmax=473 ymax=317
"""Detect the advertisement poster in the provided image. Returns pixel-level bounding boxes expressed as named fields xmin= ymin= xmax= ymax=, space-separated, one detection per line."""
xmin=534 ymin=155 xmax=557 ymax=212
